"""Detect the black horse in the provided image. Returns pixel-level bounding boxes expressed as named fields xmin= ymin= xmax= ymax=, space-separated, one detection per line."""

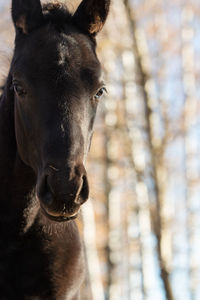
xmin=0 ymin=0 xmax=110 ymax=298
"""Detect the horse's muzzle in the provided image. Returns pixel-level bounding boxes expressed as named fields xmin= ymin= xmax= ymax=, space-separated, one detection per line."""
xmin=37 ymin=163 xmax=89 ymax=221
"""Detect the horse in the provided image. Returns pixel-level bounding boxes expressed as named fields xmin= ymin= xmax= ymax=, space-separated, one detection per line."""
xmin=0 ymin=0 xmax=110 ymax=298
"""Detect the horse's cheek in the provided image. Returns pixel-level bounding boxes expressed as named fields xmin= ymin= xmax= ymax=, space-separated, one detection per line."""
xmin=14 ymin=105 xmax=32 ymax=166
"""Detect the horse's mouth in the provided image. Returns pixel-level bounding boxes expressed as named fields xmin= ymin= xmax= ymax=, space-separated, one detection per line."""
xmin=40 ymin=206 xmax=78 ymax=222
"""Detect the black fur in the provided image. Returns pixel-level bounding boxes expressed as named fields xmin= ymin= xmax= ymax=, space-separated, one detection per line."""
xmin=0 ymin=0 xmax=110 ymax=299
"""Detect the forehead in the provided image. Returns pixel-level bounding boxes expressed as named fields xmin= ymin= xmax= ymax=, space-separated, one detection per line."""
xmin=13 ymin=25 xmax=101 ymax=87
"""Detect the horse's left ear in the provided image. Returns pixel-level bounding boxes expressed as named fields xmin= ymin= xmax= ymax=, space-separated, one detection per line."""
xmin=12 ymin=0 xmax=43 ymax=35
xmin=73 ymin=0 xmax=110 ymax=36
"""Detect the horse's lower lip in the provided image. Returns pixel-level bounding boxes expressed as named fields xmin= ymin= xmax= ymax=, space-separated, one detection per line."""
xmin=40 ymin=206 xmax=78 ymax=222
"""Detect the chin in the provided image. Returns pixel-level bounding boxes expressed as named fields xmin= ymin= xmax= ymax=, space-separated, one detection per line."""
xmin=40 ymin=205 xmax=79 ymax=223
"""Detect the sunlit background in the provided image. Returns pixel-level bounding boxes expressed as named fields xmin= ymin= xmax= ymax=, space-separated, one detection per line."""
xmin=1 ymin=0 xmax=200 ymax=299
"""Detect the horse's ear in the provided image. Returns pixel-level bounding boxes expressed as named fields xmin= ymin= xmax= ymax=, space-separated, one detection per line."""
xmin=73 ymin=0 xmax=110 ymax=36
xmin=12 ymin=0 xmax=43 ymax=35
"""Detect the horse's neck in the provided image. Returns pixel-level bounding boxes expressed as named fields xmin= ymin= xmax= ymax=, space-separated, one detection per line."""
xmin=0 ymin=75 xmax=35 ymax=225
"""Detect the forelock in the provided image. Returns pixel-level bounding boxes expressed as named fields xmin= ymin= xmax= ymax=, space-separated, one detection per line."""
xmin=42 ymin=2 xmax=73 ymax=27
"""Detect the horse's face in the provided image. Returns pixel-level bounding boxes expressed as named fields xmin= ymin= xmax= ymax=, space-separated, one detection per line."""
xmin=11 ymin=0 xmax=110 ymax=221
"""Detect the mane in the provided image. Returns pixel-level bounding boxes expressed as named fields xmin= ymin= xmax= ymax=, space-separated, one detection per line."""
xmin=42 ymin=2 xmax=73 ymax=27
xmin=0 ymin=53 xmax=12 ymax=98
xmin=0 ymin=85 xmax=4 ymax=96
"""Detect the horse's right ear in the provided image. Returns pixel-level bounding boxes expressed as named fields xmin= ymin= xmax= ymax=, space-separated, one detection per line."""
xmin=12 ymin=0 xmax=43 ymax=35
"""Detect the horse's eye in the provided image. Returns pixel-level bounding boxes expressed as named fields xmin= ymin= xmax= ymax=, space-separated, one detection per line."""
xmin=94 ymin=87 xmax=107 ymax=101
xmin=13 ymin=81 xmax=26 ymax=97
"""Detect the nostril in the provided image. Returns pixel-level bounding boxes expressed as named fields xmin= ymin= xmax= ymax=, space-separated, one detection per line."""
xmin=81 ymin=175 xmax=89 ymax=200
xmin=75 ymin=175 xmax=89 ymax=205
xmin=38 ymin=175 xmax=53 ymax=207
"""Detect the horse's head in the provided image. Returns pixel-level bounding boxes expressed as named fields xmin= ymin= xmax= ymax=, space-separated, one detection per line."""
xmin=11 ymin=0 xmax=110 ymax=222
